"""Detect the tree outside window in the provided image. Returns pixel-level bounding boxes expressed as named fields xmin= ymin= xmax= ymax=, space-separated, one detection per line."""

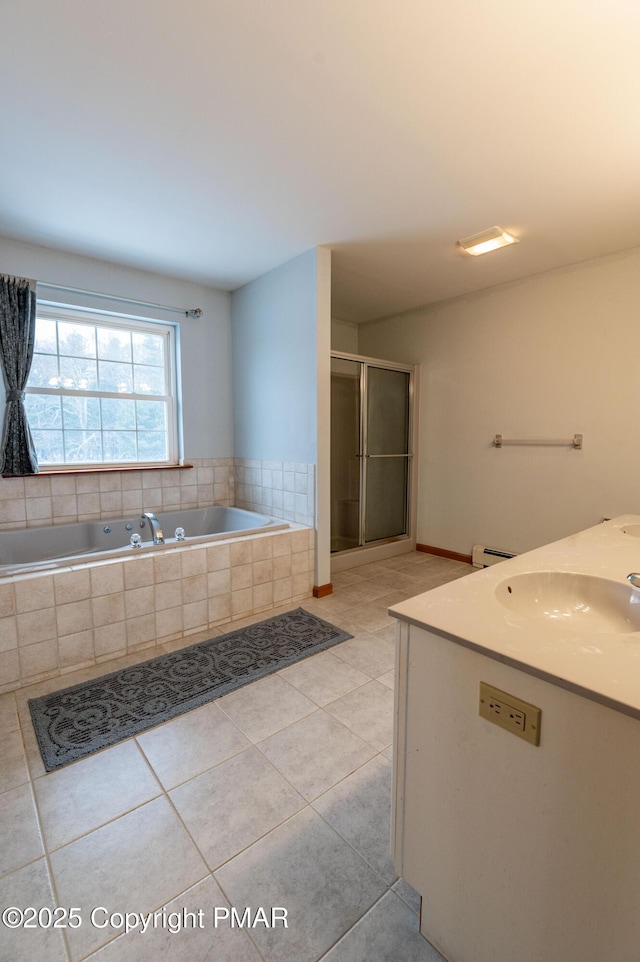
xmin=25 ymin=309 xmax=179 ymax=468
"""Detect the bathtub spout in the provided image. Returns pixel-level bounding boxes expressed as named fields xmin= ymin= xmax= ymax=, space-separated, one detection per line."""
xmin=142 ymin=512 xmax=165 ymax=545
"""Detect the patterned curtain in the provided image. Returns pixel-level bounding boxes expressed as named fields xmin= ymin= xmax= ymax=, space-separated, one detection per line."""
xmin=0 ymin=274 xmax=39 ymax=475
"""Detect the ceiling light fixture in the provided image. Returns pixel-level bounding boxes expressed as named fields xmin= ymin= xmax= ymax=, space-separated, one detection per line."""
xmin=457 ymin=226 xmax=519 ymax=256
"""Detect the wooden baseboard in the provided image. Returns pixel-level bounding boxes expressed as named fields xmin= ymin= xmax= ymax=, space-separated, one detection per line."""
xmin=313 ymin=583 xmax=333 ymax=598
xmin=417 ymin=543 xmax=473 ymax=565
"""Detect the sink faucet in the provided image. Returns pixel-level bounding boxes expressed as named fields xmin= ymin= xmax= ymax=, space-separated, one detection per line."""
xmin=627 ymin=573 xmax=640 ymax=588
xmin=142 ymin=512 xmax=165 ymax=545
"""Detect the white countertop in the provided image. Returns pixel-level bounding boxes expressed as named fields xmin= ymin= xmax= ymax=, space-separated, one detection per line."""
xmin=389 ymin=515 xmax=640 ymax=719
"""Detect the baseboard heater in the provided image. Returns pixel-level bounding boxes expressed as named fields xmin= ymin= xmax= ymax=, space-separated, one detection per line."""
xmin=472 ymin=544 xmax=517 ymax=568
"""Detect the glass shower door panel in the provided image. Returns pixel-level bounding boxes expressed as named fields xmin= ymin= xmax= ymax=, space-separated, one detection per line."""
xmin=366 ymin=367 xmax=410 ymax=456
xmin=330 ymin=358 xmax=361 ymax=552
xmin=364 ymin=456 xmax=408 ymax=543
xmin=364 ymin=366 xmax=410 ymax=544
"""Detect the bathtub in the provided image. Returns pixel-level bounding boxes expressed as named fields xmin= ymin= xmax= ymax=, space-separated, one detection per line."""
xmin=0 ymin=506 xmax=288 ymax=575
xmin=0 ymin=508 xmax=314 ymax=692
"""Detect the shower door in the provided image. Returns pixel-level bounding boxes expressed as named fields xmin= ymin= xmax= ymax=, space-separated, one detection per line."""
xmin=331 ymin=355 xmax=413 ymax=553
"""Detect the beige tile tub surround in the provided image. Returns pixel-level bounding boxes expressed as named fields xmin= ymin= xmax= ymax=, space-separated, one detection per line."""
xmin=234 ymin=459 xmax=316 ymax=528
xmin=0 ymin=455 xmax=317 ymax=691
xmin=0 ymin=457 xmax=316 ymax=530
xmin=0 ymin=459 xmax=235 ymax=529
xmin=0 ymin=526 xmax=314 ymax=693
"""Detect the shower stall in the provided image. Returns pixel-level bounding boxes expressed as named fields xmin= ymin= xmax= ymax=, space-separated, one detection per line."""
xmin=330 ymin=353 xmax=416 ymax=566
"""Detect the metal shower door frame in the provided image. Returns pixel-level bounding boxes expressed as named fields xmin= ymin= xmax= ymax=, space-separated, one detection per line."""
xmin=331 ymin=351 xmax=415 ymax=550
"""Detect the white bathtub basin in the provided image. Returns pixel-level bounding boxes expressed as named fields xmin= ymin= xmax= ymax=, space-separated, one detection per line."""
xmin=495 ymin=571 xmax=640 ymax=632
xmin=0 ymin=506 xmax=288 ymax=575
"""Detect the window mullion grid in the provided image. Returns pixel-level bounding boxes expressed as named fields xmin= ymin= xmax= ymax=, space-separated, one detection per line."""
xmin=28 ymin=309 xmax=178 ymax=468
xmin=27 ymin=388 xmax=172 ymax=465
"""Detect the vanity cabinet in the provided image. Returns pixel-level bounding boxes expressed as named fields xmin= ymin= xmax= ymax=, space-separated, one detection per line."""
xmin=392 ymin=618 xmax=640 ymax=962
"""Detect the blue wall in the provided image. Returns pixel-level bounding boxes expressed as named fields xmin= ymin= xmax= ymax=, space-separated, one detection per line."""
xmin=231 ymin=248 xmax=318 ymax=464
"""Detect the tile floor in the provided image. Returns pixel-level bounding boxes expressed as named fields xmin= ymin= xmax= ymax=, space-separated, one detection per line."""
xmin=0 ymin=551 xmax=473 ymax=962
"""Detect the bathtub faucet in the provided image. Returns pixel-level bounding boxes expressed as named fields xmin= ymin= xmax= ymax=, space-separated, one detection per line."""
xmin=142 ymin=512 xmax=165 ymax=545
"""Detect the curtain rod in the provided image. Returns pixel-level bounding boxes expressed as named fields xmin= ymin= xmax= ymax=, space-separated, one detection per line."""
xmin=36 ymin=281 xmax=203 ymax=318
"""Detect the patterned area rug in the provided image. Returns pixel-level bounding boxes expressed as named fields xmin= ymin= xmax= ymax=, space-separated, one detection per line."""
xmin=29 ymin=608 xmax=352 ymax=772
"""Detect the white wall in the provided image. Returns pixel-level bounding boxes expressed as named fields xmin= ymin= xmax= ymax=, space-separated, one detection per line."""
xmin=331 ymin=318 xmax=359 ymax=354
xmin=0 ymin=236 xmax=233 ymax=459
xmin=316 ymin=249 xmax=332 ymax=587
xmin=231 ymin=248 xmax=320 ymax=464
xmin=359 ymin=247 xmax=640 ymax=555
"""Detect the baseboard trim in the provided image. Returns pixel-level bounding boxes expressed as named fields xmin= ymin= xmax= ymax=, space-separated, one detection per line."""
xmin=313 ymin=583 xmax=333 ymax=598
xmin=417 ymin=543 xmax=473 ymax=565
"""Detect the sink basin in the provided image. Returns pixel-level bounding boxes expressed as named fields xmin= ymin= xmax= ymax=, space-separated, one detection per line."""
xmin=495 ymin=572 xmax=640 ymax=632
xmin=619 ymin=524 xmax=640 ymax=537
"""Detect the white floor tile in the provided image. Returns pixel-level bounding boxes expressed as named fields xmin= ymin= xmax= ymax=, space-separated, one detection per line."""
xmin=82 ymin=876 xmax=262 ymax=962
xmin=136 ymin=701 xmax=250 ymax=789
xmin=170 ymin=746 xmax=305 ymax=869
xmin=50 ymin=797 xmax=208 ymax=960
xmin=218 ymin=673 xmax=316 ymax=742
xmin=313 ymin=754 xmax=397 ymax=883
xmin=0 ymin=782 xmax=43 ymax=877
xmin=0 ymin=859 xmax=66 ymax=962
xmin=278 ymin=649 xmax=369 ymax=706
xmin=322 ymin=890 xmax=446 ymax=961
xmin=1 ymin=552 xmax=468 ymax=962
xmin=324 ymin=679 xmax=394 ymax=752
xmin=258 ymin=709 xmax=376 ymax=801
xmin=215 ymin=807 xmax=386 ymax=962
xmin=34 ymin=740 xmax=161 ymax=850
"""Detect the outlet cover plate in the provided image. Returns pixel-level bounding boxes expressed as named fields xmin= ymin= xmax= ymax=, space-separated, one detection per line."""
xmin=479 ymin=682 xmax=541 ymax=746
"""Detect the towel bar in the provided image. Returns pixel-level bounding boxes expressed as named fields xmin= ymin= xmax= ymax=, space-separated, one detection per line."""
xmin=493 ymin=434 xmax=583 ymax=449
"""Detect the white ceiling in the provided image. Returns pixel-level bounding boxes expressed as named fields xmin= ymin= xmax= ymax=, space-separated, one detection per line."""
xmin=2 ymin=0 xmax=640 ymax=323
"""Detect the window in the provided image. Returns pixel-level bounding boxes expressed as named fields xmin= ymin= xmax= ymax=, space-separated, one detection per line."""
xmin=25 ymin=307 xmax=179 ymax=468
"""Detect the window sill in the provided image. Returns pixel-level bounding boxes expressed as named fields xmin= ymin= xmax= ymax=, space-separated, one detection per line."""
xmin=3 ymin=464 xmax=193 ymax=479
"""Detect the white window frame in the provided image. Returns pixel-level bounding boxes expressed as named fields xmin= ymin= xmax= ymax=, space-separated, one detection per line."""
xmin=26 ymin=305 xmax=181 ymax=470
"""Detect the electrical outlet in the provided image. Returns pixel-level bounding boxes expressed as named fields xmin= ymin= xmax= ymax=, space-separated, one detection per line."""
xmin=479 ymin=682 xmax=541 ymax=746
xmin=486 ymin=695 xmax=525 ymax=730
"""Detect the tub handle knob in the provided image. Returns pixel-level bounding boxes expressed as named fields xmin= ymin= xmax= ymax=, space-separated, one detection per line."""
xmin=103 ymin=526 xmax=112 ymax=534
xmin=130 ymin=533 xmax=143 ymax=549
xmin=174 ymin=527 xmax=186 ymax=541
